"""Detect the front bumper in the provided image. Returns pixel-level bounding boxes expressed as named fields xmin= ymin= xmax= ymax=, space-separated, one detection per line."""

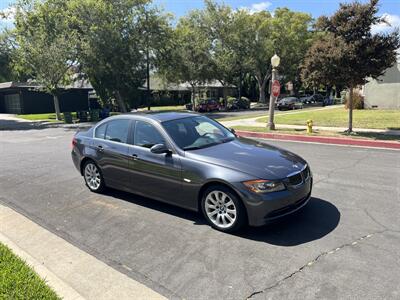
xmin=234 ymin=176 xmax=313 ymax=227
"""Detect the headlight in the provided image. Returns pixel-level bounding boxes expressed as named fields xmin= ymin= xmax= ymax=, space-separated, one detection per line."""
xmin=243 ymin=180 xmax=286 ymax=193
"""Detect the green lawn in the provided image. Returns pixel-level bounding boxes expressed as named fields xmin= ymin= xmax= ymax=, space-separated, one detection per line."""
xmin=17 ymin=112 xmax=78 ymax=122
xmin=0 ymin=243 xmax=60 ymax=299
xmin=256 ymin=108 xmax=400 ymax=130
xmin=216 ymin=113 xmax=266 ymax=122
xmin=139 ymin=105 xmax=186 ymax=112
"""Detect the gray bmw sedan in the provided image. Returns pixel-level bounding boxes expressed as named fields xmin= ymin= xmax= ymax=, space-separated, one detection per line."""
xmin=71 ymin=112 xmax=312 ymax=232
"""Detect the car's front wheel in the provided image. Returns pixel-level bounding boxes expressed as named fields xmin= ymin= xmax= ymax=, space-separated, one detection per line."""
xmin=201 ymin=186 xmax=247 ymax=232
xmin=83 ymin=160 xmax=105 ymax=193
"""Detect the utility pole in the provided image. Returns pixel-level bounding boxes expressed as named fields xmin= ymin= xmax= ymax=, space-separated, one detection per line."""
xmin=267 ymin=54 xmax=280 ymax=130
xmin=145 ymin=10 xmax=151 ymax=111
xmin=267 ymin=68 xmax=277 ymax=130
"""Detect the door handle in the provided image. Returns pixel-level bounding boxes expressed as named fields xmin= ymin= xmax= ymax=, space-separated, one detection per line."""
xmin=97 ymin=145 xmax=104 ymax=152
xmin=131 ymin=154 xmax=139 ymax=160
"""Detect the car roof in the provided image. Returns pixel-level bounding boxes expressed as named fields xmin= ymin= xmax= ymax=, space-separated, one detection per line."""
xmin=108 ymin=111 xmax=199 ymax=123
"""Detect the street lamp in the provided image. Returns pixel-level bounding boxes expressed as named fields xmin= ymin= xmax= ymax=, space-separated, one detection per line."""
xmin=267 ymin=54 xmax=280 ymax=130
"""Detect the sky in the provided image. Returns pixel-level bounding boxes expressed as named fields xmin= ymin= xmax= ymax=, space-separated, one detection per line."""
xmin=1 ymin=0 xmax=399 ymax=32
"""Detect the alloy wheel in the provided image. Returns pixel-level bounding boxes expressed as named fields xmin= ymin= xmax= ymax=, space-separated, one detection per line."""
xmin=205 ymin=191 xmax=237 ymax=229
xmin=84 ymin=163 xmax=101 ymax=190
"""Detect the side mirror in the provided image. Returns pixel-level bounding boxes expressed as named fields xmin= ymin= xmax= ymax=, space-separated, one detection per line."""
xmin=150 ymin=143 xmax=171 ymax=154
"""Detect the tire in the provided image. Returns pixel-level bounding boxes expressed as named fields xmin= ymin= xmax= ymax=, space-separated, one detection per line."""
xmin=83 ymin=160 xmax=105 ymax=193
xmin=201 ymin=185 xmax=247 ymax=233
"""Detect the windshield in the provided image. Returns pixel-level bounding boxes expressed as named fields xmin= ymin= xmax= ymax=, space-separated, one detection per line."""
xmin=162 ymin=116 xmax=235 ymax=150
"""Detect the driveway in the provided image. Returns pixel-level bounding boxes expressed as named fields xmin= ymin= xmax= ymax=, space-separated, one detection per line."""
xmin=0 ymin=126 xmax=399 ymax=299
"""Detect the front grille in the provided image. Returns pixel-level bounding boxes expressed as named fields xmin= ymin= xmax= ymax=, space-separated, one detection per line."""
xmin=288 ymin=173 xmax=302 ymax=185
xmin=302 ymin=166 xmax=310 ymax=180
xmin=287 ymin=165 xmax=310 ymax=187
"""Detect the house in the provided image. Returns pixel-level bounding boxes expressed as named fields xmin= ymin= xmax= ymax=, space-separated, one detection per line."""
xmin=137 ymin=77 xmax=192 ymax=107
xmin=363 ymin=60 xmax=400 ymax=109
xmin=137 ymin=76 xmax=237 ymax=107
xmin=0 ymin=82 xmax=93 ymax=114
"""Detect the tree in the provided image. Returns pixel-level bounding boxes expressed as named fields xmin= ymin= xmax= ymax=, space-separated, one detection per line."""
xmin=68 ymin=0 xmax=172 ymax=112
xmin=271 ymin=8 xmax=313 ymax=95
xmin=0 ymin=32 xmax=15 ymax=82
xmin=301 ymin=0 xmax=400 ymax=132
xmin=243 ymin=9 xmax=312 ymax=103
xmin=160 ymin=10 xmax=213 ymax=107
xmin=201 ymin=0 xmax=234 ymax=107
xmin=203 ymin=3 xmax=259 ymax=106
xmin=13 ymin=0 xmax=78 ymax=120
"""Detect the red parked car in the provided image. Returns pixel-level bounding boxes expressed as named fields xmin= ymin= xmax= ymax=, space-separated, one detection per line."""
xmin=196 ymin=99 xmax=221 ymax=112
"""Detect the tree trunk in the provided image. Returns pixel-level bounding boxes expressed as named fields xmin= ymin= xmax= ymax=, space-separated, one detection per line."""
xmin=222 ymin=86 xmax=228 ymax=109
xmin=115 ymin=91 xmax=128 ymax=113
xmin=146 ymin=47 xmax=151 ymax=111
xmin=238 ymin=66 xmax=242 ymax=102
xmin=256 ymin=75 xmax=267 ymax=103
xmin=53 ymin=95 xmax=61 ymax=121
xmin=259 ymin=84 xmax=266 ymax=103
xmin=348 ymin=86 xmax=353 ymax=133
xmin=190 ymin=86 xmax=196 ymax=109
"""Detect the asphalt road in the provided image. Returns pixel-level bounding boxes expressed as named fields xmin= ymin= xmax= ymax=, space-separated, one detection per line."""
xmin=0 ymin=126 xmax=399 ymax=299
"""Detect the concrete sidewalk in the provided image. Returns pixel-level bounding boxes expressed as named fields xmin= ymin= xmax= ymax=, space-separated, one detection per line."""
xmin=0 ymin=204 xmax=166 ymax=300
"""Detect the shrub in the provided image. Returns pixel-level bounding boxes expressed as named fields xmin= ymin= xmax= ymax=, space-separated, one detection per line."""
xmin=227 ymin=97 xmax=237 ymax=105
xmin=345 ymin=91 xmax=364 ymax=109
xmin=227 ymin=97 xmax=250 ymax=109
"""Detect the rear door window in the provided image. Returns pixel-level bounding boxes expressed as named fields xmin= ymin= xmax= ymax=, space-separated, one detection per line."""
xmin=104 ymin=119 xmax=130 ymax=143
xmin=95 ymin=123 xmax=107 ymax=139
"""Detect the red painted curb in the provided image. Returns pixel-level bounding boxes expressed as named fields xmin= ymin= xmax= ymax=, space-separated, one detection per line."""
xmin=235 ymin=130 xmax=400 ymax=150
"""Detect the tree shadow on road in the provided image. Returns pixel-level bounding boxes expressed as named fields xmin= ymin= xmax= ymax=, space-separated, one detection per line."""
xmin=0 ymin=118 xmax=93 ymax=131
xmin=237 ymin=197 xmax=340 ymax=246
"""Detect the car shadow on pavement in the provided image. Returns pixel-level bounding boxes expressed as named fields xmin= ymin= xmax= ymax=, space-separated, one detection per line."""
xmin=104 ymin=189 xmax=207 ymax=225
xmin=238 ymin=197 xmax=340 ymax=246
xmin=105 ymin=190 xmax=339 ymax=246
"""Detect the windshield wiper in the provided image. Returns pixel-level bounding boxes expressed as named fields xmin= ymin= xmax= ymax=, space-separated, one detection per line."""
xmin=183 ymin=146 xmax=203 ymax=151
xmin=183 ymin=141 xmax=222 ymax=151
xmin=221 ymin=137 xmax=235 ymax=143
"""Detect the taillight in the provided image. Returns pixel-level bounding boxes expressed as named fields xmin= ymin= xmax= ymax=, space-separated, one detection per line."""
xmin=71 ymin=137 xmax=77 ymax=148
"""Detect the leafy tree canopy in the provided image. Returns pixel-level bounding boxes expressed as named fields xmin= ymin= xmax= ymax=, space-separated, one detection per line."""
xmin=0 ymin=32 xmax=15 ymax=82
xmin=68 ymin=0 xmax=172 ymax=111
xmin=301 ymin=0 xmax=400 ymax=131
xmin=13 ymin=0 xmax=78 ymax=119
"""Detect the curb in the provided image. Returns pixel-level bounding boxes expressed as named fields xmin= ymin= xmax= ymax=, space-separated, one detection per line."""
xmin=0 ymin=232 xmax=85 ymax=300
xmin=0 ymin=204 xmax=166 ymax=300
xmin=236 ymin=130 xmax=400 ymax=150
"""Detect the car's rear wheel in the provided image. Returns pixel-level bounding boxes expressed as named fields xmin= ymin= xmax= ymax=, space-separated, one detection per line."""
xmin=83 ymin=160 xmax=105 ymax=193
xmin=201 ymin=186 xmax=247 ymax=232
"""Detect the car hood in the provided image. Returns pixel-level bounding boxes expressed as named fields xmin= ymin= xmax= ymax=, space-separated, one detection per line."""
xmin=185 ymin=137 xmax=307 ymax=180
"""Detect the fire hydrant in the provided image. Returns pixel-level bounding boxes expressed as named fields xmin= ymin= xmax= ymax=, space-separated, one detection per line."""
xmin=306 ymin=119 xmax=313 ymax=134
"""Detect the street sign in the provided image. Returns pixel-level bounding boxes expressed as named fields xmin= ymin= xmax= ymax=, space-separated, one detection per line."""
xmin=272 ymin=80 xmax=281 ymax=98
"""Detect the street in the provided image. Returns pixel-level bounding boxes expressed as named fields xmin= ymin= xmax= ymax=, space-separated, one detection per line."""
xmin=0 ymin=126 xmax=399 ymax=299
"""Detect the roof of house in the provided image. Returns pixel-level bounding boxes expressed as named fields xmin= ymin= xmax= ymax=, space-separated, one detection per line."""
xmin=143 ymin=76 xmax=236 ymax=91
xmin=109 ymin=111 xmax=198 ymax=122
xmin=0 ymin=81 xmax=93 ymax=91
